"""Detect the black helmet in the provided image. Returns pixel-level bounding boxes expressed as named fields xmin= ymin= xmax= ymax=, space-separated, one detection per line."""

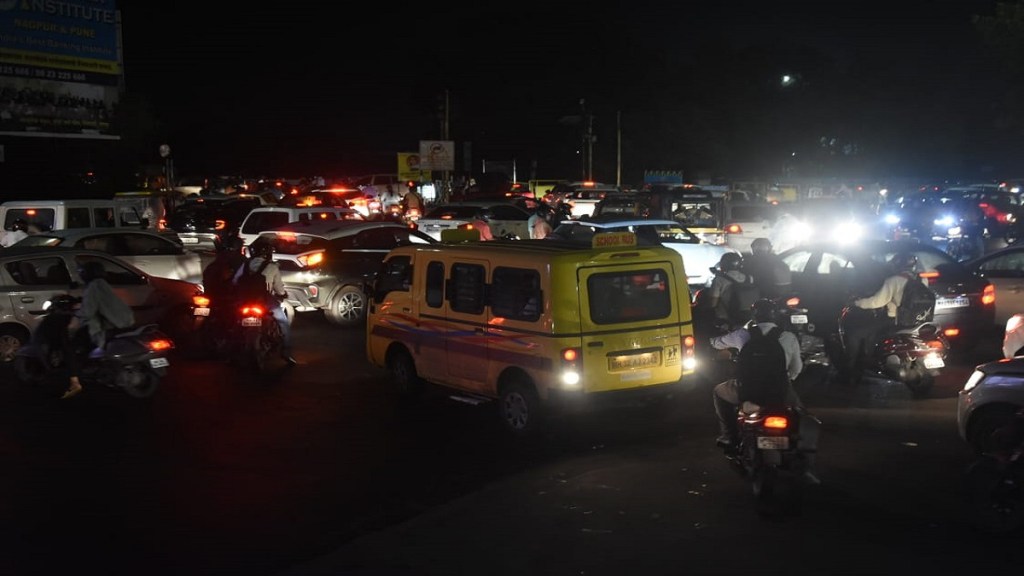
xmin=751 ymin=237 xmax=773 ymax=255
xmin=719 ymin=252 xmax=743 ymax=272
xmin=252 ymin=241 xmax=274 ymax=259
xmin=78 ymin=260 xmax=106 ymax=283
xmin=751 ymin=298 xmax=778 ymax=323
xmin=48 ymin=294 xmax=78 ymax=314
xmin=11 ymin=218 xmax=27 ymax=232
xmin=889 ymin=251 xmax=918 ymax=273
xmin=475 ymin=209 xmax=492 ymax=222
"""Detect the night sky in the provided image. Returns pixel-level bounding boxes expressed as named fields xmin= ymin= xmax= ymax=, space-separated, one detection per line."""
xmin=117 ymin=1 xmax=1008 ymax=184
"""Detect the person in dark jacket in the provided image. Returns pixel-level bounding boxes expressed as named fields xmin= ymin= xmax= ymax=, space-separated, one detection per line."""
xmin=31 ymin=294 xmax=83 ymax=399
xmin=75 ymin=260 xmax=135 ymax=355
xmin=203 ymin=236 xmax=247 ymax=302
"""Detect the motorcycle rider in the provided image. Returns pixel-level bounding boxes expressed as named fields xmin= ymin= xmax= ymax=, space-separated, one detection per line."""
xmin=710 ymin=298 xmax=820 ymax=484
xmin=470 ymin=209 xmax=495 ymax=241
xmin=203 ymin=236 xmax=247 ymax=302
xmin=707 ymin=251 xmax=754 ymax=328
xmin=31 ymin=294 xmax=83 ymax=399
xmin=744 ymin=237 xmax=792 ymax=300
xmin=76 ymin=260 xmax=135 ymax=357
xmin=840 ymin=251 xmax=918 ymax=385
xmin=232 ymin=241 xmax=296 ymax=365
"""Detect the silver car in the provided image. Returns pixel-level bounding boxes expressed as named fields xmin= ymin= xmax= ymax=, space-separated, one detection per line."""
xmin=0 ymin=246 xmax=201 ymax=362
xmin=12 ymin=227 xmax=208 ymax=287
xmin=958 ymin=356 xmax=1024 ymax=454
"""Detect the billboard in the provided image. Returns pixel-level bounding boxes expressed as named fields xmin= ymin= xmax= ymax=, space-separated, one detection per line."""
xmin=398 ymin=152 xmax=430 ymax=183
xmin=0 ymin=0 xmax=121 ymax=138
xmin=418 ymin=140 xmax=454 ymax=171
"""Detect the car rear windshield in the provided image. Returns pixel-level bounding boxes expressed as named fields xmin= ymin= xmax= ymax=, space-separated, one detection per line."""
xmin=423 ymin=205 xmax=480 ymax=219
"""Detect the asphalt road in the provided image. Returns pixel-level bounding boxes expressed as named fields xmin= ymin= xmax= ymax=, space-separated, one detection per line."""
xmin=0 ymin=312 xmax=1018 ymax=576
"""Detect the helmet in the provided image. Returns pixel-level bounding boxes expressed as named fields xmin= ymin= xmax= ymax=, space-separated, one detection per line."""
xmin=78 ymin=260 xmax=106 ymax=283
xmin=718 ymin=252 xmax=743 ymax=272
xmin=11 ymin=219 xmax=27 ymax=232
xmin=751 ymin=298 xmax=778 ymax=323
xmin=751 ymin=237 xmax=773 ymax=255
xmin=475 ymin=209 xmax=492 ymax=222
xmin=252 ymin=241 xmax=274 ymax=259
xmin=889 ymin=251 xmax=918 ymax=273
xmin=48 ymin=294 xmax=78 ymax=314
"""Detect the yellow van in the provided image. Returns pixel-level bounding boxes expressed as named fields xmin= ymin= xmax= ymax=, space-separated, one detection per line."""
xmin=366 ymin=232 xmax=697 ymax=436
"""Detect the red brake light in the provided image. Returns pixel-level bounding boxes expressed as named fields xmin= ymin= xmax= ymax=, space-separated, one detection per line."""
xmin=192 ymin=295 xmax=211 ymax=307
xmin=214 ymin=219 xmax=226 ymax=231
xmin=147 ymin=338 xmax=173 ymax=351
xmin=982 ymin=284 xmax=995 ymax=306
xmin=725 ymin=223 xmax=742 ymax=234
xmin=241 ymin=305 xmax=264 ymax=316
xmin=764 ymin=416 xmax=789 ymax=429
xmin=562 ymin=348 xmax=579 ymax=362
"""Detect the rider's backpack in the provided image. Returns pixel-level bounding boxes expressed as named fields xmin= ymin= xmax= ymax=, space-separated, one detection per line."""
xmin=895 ymin=273 xmax=936 ymax=328
xmin=721 ymin=273 xmax=761 ymax=326
xmin=234 ymin=258 xmax=272 ymax=303
xmin=736 ymin=325 xmax=789 ymax=406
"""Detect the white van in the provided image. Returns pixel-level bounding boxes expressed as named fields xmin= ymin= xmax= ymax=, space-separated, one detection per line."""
xmin=0 ymin=199 xmax=136 ymax=237
xmin=236 ymin=205 xmax=362 ymax=247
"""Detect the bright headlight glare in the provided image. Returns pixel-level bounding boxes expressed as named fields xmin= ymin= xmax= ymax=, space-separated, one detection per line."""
xmin=562 ymin=371 xmax=581 ymax=387
xmin=884 ymin=214 xmax=900 ymax=225
xmin=935 ymin=215 xmax=954 ymax=227
xmin=832 ymin=221 xmax=862 ymax=244
xmin=963 ymin=370 xmax=984 ymax=392
xmin=683 ymin=357 xmax=697 ymax=371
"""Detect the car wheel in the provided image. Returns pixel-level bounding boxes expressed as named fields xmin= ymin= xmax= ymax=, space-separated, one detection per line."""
xmin=324 ymin=285 xmax=366 ymax=327
xmin=386 ymin=347 xmax=423 ymax=399
xmin=0 ymin=326 xmax=30 ymax=363
xmin=964 ymin=455 xmax=1024 ymax=534
xmin=497 ymin=377 xmax=542 ymax=437
xmin=969 ymin=406 xmax=1021 ymax=455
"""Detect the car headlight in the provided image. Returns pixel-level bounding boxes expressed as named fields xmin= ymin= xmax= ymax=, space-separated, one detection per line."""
xmin=884 ymin=214 xmax=900 ymax=225
xmin=963 ymin=370 xmax=985 ymax=392
xmin=934 ymin=215 xmax=955 ymax=227
xmin=831 ymin=221 xmax=863 ymax=244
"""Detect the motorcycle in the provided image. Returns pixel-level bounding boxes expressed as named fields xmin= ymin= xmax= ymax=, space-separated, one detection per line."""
xmin=831 ymin=305 xmax=948 ymax=396
xmin=722 ymin=401 xmax=820 ymax=515
xmin=232 ymin=298 xmax=286 ymax=372
xmin=963 ymin=407 xmax=1024 ymax=533
xmin=15 ymin=316 xmax=174 ymax=399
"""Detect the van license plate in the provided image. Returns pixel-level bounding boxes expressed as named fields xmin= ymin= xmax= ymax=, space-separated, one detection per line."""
xmin=241 ymin=317 xmax=262 ymax=327
xmin=757 ymin=436 xmax=789 ymax=450
xmin=193 ymin=307 xmax=210 ymax=316
xmin=935 ymin=296 xmax=969 ymax=309
xmin=609 ymin=351 xmax=661 ymax=371
xmin=790 ymin=314 xmax=807 ymax=324
xmin=149 ymin=357 xmax=169 ymax=368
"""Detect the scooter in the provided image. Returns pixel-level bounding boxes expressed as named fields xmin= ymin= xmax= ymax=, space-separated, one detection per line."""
xmin=722 ymin=401 xmax=820 ymax=515
xmin=15 ymin=322 xmax=174 ymax=399
xmin=231 ymin=299 xmax=285 ymax=372
xmin=831 ymin=305 xmax=948 ymax=396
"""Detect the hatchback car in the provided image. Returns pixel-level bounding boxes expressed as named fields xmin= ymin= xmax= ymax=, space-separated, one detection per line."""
xmin=12 ymin=227 xmax=207 ymax=287
xmin=162 ymin=195 xmax=264 ymax=250
xmin=549 ymin=216 xmax=739 ymax=293
xmin=958 ymin=356 xmax=1024 ymax=454
xmin=416 ymin=201 xmax=533 ymax=241
xmin=778 ymin=239 xmax=996 ymax=350
xmin=0 ymin=246 xmax=201 ymax=362
xmin=965 ymin=244 xmax=1024 ymax=328
xmin=249 ymin=220 xmax=437 ymax=326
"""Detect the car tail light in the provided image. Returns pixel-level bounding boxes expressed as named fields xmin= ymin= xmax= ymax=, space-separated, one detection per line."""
xmin=215 ymin=219 xmax=226 ymax=231
xmin=764 ymin=416 xmax=789 ymax=429
xmin=725 ymin=223 xmax=742 ymax=234
xmin=943 ymin=327 xmax=960 ymax=338
xmin=308 ymin=285 xmax=319 ymax=298
xmin=298 ymin=251 xmax=325 ymax=267
xmin=982 ymin=284 xmax=995 ymax=306
xmin=192 ymin=295 xmax=211 ymax=307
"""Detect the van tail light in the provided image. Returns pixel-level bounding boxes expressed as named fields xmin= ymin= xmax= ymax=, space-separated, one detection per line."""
xmin=764 ymin=416 xmax=789 ymax=430
xmin=982 ymin=284 xmax=995 ymax=306
xmin=683 ymin=335 xmax=697 ymax=371
xmin=725 ymin=223 xmax=742 ymax=234
xmin=560 ymin=347 xmax=582 ymax=387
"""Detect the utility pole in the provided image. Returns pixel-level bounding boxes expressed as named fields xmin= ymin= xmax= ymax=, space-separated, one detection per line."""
xmin=587 ymin=112 xmax=594 ymax=181
xmin=579 ymin=99 xmax=587 ymax=181
xmin=616 ymin=110 xmax=621 ymax=188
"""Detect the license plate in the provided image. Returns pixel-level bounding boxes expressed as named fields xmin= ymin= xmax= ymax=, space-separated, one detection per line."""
xmin=935 ymin=296 xmax=969 ymax=309
xmin=757 ymin=436 xmax=789 ymax=450
xmin=608 ymin=351 xmax=661 ymax=371
xmin=923 ymin=354 xmax=945 ymax=369
xmin=790 ymin=314 xmax=808 ymax=324
xmin=181 ymin=237 xmax=199 ymax=244
xmin=149 ymin=357 xmax=169 ymax=368
xmin=193 ymin=307 xmax=210 ymax=316
xmin=241 ymin=317 xmax=262 ymax=327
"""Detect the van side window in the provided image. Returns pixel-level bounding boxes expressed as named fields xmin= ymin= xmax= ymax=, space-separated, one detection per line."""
xmin=449 ymin=263 xmax=486 ymax=314
xmin=94 ymin=207 xmax=116 ymax=228
xmin=373 ymin=256 xmax=412 ymax=302
xmin=588 ymin=268 xmax=671 ymax=324
xmin=426 ymin=261 xmax=445 ymax=308
xmin=67 ymin=207 xmax=91 ymax=228
xmin=491 ymin=267 xmax=541 ymax=322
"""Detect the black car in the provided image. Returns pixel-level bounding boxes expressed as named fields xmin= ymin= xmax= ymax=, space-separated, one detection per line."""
xmin=163 ymin=195 xmax=263 ymax=250
xmin=778 ymin=239 xmax=996 ymax=351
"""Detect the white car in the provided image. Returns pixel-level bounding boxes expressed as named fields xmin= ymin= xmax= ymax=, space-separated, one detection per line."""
xmin=550 ymin=217 xmax=739 ymax=294
xmin=965 ymin=244 xmax=1024 ymax=328
xmin=416 ymin=201 xmax=533 ymax=241
xmin=236 ymin=205 xmax=362 ymax=247
xmin=12 ymin=227 xmax=208 ymax=288
xmin=958 ymin=354 xmax=1024 ymax=454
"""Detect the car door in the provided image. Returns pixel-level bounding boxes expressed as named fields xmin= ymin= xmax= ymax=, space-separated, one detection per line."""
xmin=971 ymin=248 xmax=1024 ymax=326
xmin=120 ymin=232 xmax=204 ymax=285
xmin=2 ymin=255 xmax=77 ymax=333
xmin=70 ymin=253 xmax=165 ymax=326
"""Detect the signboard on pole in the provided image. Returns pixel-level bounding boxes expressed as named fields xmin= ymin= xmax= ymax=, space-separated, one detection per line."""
xmin=0 ymin=1 xmax=122 ymax=139
xmin=419 ymin=140 xmax=454 ymax=171
xmin=398 ymin=152 xmax=430 ymax=183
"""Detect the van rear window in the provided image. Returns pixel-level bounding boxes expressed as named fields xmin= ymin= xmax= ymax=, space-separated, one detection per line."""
xmin=587 ymin=269 xmax=672 ymax=324
xmin=4 ymin=208 xmax=55 ymax=232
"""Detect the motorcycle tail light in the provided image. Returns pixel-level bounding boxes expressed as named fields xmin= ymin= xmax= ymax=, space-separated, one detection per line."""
xmin=147 ymin=338 xmax=174 ymax=351
xmin=764 ymin=416 xmax=789 ymax=429
xmin=241 ymin=305 xmax=264 ymax=316
xmin=942 ymin=326 xmax=959 ymax=338
xmin=785 ymin=296 xmax=800 ymax=307
xmin=982 ymin=284 xmax=995 ymax=306
xmin=192 ymin=295 xmax=211 ymax=307
xmin=927 ymin=339 xmax=946 ymax=349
